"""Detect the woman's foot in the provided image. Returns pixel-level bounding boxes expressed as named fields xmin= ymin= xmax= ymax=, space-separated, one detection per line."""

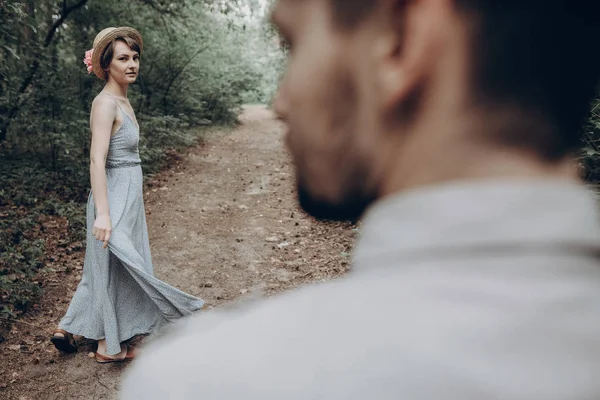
xmin=95 ymin=341 xmax=135 ymax=364
xmin=50 ymin=329 xmax=77 ymax=353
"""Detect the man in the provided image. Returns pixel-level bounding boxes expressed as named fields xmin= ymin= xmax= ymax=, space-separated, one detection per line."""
xmin=121 ymin=0 xmax=600 ymax=398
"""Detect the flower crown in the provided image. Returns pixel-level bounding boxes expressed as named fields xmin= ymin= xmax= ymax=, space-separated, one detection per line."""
xmin=83 ymin=49 xmax=93 ymax=74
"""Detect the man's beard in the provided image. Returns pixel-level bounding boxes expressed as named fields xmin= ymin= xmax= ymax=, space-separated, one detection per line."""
xmin=296 ymin=180 xmax=376 ymax=224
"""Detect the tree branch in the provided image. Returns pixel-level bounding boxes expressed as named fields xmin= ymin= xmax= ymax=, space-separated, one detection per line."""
xmin=161 ymin=46 xmax=208 ymax=109
xmin=44 ymin=0 xmax=89 ymax=47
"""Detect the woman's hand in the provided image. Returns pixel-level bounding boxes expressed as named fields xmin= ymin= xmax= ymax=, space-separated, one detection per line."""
xmin=92 ymin=214 xmax=112 ymax=249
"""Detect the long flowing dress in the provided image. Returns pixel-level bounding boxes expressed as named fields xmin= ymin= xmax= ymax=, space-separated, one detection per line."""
xmin=58 ymin=99 xmax=204 ymax=355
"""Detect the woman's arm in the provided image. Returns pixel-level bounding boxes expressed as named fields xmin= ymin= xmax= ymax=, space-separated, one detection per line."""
xmin=89 ymin=95 xmax=117 ymax=248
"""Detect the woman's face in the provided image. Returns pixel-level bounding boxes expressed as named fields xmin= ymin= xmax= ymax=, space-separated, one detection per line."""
xmin=107 ymin=40 xmax=139 ymax=85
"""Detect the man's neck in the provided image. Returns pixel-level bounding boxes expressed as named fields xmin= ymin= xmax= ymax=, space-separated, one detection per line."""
xmin=379 ymin=107 xmax=579 ymax=197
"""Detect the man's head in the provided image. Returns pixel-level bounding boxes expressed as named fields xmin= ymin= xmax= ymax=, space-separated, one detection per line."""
xmin=271 ymin=0 xmax=600 ymax=222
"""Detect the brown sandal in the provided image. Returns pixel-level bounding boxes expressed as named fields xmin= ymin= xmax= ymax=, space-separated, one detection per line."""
xmin=50 ymin=329 xmax=77 ymax=353
xmin=95 ymin=345 xmax=135 ymax=364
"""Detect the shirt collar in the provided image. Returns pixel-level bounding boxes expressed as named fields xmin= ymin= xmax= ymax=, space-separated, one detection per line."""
xmin=354 ymin=178 xmax=600 ymax=265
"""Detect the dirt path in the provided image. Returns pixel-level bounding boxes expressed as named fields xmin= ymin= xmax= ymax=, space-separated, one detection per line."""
xmin=0 ymin=105 xmax=356 ymax=400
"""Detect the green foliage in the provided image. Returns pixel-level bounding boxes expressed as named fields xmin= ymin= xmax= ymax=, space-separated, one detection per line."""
xmin=0 ymin=158 xmax=86 ymax=318
xmin=0 ymin=207 xmax=45 ymax=319
xmin=138 ymin=115 xmax=204 ymax=174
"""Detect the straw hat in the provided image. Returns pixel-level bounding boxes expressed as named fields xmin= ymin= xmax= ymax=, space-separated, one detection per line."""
xmin=91 ymin=27 xmax=143 ymax=80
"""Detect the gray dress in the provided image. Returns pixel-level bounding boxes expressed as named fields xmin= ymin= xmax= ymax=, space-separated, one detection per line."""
xmin=59 ymin=98 xmax=204 ymax=356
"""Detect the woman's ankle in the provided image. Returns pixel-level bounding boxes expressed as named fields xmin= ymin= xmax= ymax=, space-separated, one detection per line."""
xmin=97 ymin=339 xmax=107 ymax=354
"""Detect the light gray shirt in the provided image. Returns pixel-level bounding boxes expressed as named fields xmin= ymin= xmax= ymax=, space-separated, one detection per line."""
xmin=120 ymin=179 xmax=600 ymax=399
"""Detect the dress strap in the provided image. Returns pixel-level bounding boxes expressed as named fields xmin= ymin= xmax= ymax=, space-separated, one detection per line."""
xmin=101 ymin=92 xmax=139 ymax=131
xmin=102 ymin=92 xmax=124 ymax=111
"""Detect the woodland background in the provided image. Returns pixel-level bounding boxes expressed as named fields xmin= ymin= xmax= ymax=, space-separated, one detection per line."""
xmin=0 ymin=0 xmax=285 ymax=321
xmin=0 ymin=0 xmax=599 ymax=324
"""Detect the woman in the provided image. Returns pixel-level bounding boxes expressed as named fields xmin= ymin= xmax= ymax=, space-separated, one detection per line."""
xmin=50 ymin=27 xmax=204 ymax=363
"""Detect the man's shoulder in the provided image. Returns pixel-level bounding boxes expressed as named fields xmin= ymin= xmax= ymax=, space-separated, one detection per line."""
xmin=119 ymin=270 xmax=474 ymax=398
xmin=120 ymin=262 xmax=600 ymax=399
xmin=120 ymin=279 xmax=367 ymax=398
xmin=136 ymin=275 xmax=368 ymax=349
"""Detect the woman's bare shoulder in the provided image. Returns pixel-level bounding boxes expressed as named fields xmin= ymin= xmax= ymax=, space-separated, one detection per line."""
xmin=92 ymin=92 xmax=116 ymax=108
xmin=91 ymin=93 xmax=118 ymax=117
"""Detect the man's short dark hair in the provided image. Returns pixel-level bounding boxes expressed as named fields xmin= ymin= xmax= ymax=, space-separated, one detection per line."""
xmin=329 ymin=0 xmax=600 ymax=160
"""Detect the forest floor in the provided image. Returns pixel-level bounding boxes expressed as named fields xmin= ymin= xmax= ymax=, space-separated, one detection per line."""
xmin=0 ymin=105 xmax=357 ymax=400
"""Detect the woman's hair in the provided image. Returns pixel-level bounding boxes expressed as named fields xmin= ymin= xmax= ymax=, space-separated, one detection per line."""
xmin=100 ymin=36 xmax=142 ymax=73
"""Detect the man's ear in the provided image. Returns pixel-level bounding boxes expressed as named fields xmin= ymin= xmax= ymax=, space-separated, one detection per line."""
xmin=376 ymin=0 xmax=446 ymax=112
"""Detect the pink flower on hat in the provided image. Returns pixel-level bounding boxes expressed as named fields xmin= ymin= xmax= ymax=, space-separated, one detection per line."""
xmin=83 ymin=49 xmax=93 ymax=74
